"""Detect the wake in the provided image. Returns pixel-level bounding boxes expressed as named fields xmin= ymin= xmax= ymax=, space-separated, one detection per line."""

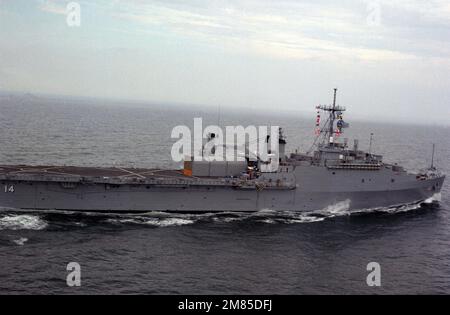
xmin=0 ymin=194 xmax=441 ymax=230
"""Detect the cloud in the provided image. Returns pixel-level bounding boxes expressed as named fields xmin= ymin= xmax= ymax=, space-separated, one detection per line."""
xmin=380 ymin=0 xmax=450 ymax=25
xmin=33 ymin=0 xmax=450 ymax=63
xmin=103 ymin=0 xmax=450 ymax=63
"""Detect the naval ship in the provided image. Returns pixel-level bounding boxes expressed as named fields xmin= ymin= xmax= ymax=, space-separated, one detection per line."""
xmin=0 ymin=90 xmax=445 ymax=213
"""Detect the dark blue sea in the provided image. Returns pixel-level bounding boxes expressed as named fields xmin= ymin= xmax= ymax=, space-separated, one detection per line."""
xmin=0 ymin=93 xmax=449 ymax=294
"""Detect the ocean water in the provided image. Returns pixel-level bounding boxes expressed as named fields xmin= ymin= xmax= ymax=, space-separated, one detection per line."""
xmin=0 ymin=94 xmax=449 ymax=294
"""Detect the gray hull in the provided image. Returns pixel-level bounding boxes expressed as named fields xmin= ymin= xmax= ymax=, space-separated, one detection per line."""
xmin=0 ymin=165 xmax=444 ymax=213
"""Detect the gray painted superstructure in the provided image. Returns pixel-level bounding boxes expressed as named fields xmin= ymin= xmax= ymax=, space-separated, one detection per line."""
xmin=0 ymin=90 xmax=445 ymax=213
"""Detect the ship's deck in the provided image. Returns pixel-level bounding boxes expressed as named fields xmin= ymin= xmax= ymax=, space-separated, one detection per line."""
xmin=0 ymin=165 xmax=189 ymax=180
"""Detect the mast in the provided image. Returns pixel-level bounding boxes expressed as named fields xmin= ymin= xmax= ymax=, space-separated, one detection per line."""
xmin=316 ymin=88 xmax=346 ymax=148
xmin=431 ymin=143 xmax=435 ymax=169
xmin=329 ymin=88 xmax=337 ymax=142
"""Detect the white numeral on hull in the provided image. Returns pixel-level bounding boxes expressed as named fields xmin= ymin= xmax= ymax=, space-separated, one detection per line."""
xmin=4 ymin=185 xmax=14 ymax=193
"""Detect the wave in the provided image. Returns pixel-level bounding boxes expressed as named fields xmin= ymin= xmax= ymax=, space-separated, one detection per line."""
xmin=0 ymin=215 xmax=48 ymax=231
xmin=424 ymin=192 xmax=441 ymax=204
xmin=146 ymin=218 xmax=194 ymax=227
xmin=0 ymin=198 xmax=437 ymax=230
xmin=12 ymin=237 xmax=28 ymax=246
xmin=106 ymin=217 xmax=194 ymax=227
xmin=242 ymin=198 xmax=434 ymax=224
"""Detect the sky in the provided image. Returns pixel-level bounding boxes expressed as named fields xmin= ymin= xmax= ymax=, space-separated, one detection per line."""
xmin=1 ymin=0 xmax=450 ymax=124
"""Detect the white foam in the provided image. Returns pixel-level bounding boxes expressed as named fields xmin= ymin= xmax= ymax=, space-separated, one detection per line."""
xmin=381 ymin=202 xmax=422 ymax=214
xmin=424 ymin=193 xmax=441 ymax=204
xmin=287 ymin=216 xmax=326 ymax=224
xmin=145 ymin=218 xmax=194 ymax=227
xmin=0 ymin=215 xmax=48 ymax=231
xmin=319 ymin=199 xmax=351 ymax=216
xmin=213 ymin=217 xmax=242 ymax=223
xmin=259 ymin=219 xmax=276 ymax=224
xmin=12 ymin=237 xmax=28 ymax=246
xmin=105 ymin=218 xmax=138 ymax=224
